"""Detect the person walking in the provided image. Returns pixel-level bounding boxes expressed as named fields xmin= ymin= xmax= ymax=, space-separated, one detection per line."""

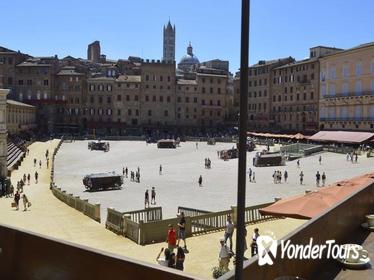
xmin=39 ymin=160 xmax=42 ymax=169
xmin=27 ymin=174 xmax=30 ymax=185
xmin=125 ymin=167 xmax=128 ymax=178
xmin=355 ymin=153 xmax=358 ymax=163
xmin=322 ymin=172 xmax=326 ymax=187
xmin=33 ymin=158 xmax=37 ymax=167
xmin=218 ymin=238 xmax=231 ymax=273
xmin=159 ymin=164 xmax=162 ymax=175
xmin=252 ymin=172 xmax=256 ymax=183
xmin=151 ymin=187 xmax=156 ymax=205
xmin=122 ymin=167 xmax=125 ymax=176
xmin=166 ymin=224 xmax=177 ymax=252
xmin=46 ymin=158 xmax=49 ymax=169
xmin=297 ymin=159 xmax=300 ymax=168
xmin=284 ymin=170 xmax=288 ymax=183
xmin=14 ymin=191 xmax=21 ymax=210
xmin=299 ymin=171 xmax=304 ymax=185
xmin=177 ymin=212 xmax=187 ymax=249
xmin=319 ymin=155 xmax=322 ymax=165
xmin=22 ymin=193 xmax=30 ymax=211
xmin=316 ymin=171 xmax=321 ymax=187
xmin=198 ymin=175 xmax=202 ymax=187
xmin=248 ymin=168 xmax=252 ymax=182
xmin=35 ymin=171 xmax=38 ymax=184
xmin=224 ymin=215 xmax=235 ymax=252
xmin=144 ymin=190 xmax=149 ymax=208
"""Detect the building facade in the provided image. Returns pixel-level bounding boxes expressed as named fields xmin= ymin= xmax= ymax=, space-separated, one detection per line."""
xmin=233 ymin=58 xmax=294 ymax=130
xmin=319 ymin=43 xmax=374 ymax=131
xmin=6 ymin=100 xmax=36 ymax=134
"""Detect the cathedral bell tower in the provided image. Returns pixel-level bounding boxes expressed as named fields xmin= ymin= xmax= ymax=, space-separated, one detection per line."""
xmin=163 ymin=20 xmax=175 ymax=62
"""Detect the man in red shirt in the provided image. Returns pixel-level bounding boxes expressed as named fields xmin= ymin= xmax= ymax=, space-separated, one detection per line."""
xmin=167 ymin=224 xmax=177 ymax=251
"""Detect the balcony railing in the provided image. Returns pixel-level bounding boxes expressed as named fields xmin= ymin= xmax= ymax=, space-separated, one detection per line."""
xmin=320 ymin=117 xmax=374 ymax=122
xmin=322 ymin=91 xmax=374 ymax=99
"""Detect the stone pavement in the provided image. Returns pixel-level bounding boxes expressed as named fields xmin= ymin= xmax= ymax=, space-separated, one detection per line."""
xmin=0 ymin=140 xmax=305 ymax=279
xmin=55 ymin=140 xmax=374 ymax=221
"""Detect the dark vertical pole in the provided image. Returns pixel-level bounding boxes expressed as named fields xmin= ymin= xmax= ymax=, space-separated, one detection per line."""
xmin=235 ymin=0 xmax=250 ymax=279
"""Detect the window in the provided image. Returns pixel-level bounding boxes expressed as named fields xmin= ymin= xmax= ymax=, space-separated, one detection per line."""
xmin=167 ymin=76 xmax=171 ymax=82
xmin=148 ymin=110 xmax=152 ymax=116
xmin=164 ymin=110 xmax=168 ymax=117
xmin=99 ymin=96 xmax=103 ymax=103
xmin=44 ymin=79 xmax=49 ymax=86
xmin=218 ymin=88 xmax=221 ymax=94
xmin=210 ymin=87 xmax=213 ymax=94
xmin=18 ymin=80 xmax=23 ymax=85
xmin=355 ymin=80 xmax=362 ymax=95
xmin=355 ymin=105 xmax=362 ymax=120
xmin=159 ymin=96 xmax=163 ymax=102
xmin=146 ymin=75 xmax=149 ymax=81
xmin=27 ymin=80 xmax=32 ymax=85
xmin=321 ymin=84 xmax=326 ymax=96
xmin=329 ymin=67 xmax=336 ymax=79
xmin=185 ymin=97 xmax=189 ymax=103
xmin=128 ymin=109 xmax=132 ymax=116
xmin=343 ymin=64 xmax=349 ymax=77
xmin=160 ymin=76 xmax=163 ymax=82
xmin=107 ymin=96 xmax=111 ymax=104
xmin=202 ymin=87 xmax=205 ymax=93
xmin=202 ymin=99 xmax=205 ymax=105
xmin=310 ymin=92 xmax=314 ymax=100
xmin=152 ymin=96 xmax=156 ymax=102
xmin=136 ymin=109 xmax=139 ymax=116
xmin=135 ymin=95 xmax=138 ymax=101
xmin=342 ymin=83 xmax=349 ymax=96
xmin=167 ymin=96 xmax=171 ymax=103
xmin=329 ymin=84 xmax=335 ymax=96
xmin=145 ymin=95 xmax=149 ymax=101
xmin=90 ymin=96 xmax=94 ymax=103
xmin=356 ymin=62 xmax=362 ymax=76
xmin=117 ymin=95 xmax=121 ymax=101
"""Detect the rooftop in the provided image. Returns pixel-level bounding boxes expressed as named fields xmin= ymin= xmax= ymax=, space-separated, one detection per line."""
xmin=7 ymin=99 xmax=35 ymax=108
xmin=116 ymin=75 xmax=141 ymax=83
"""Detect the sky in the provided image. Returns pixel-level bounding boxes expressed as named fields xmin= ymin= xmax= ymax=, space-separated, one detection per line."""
xmin=1 ymin=0 xmax=374 ymax=72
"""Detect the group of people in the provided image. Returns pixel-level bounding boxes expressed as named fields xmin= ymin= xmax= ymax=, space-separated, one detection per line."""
xmin=218 ymin=214 xmax=260 ymax=272
xmin=347 ymin=152 xmax=358 ymax=163
xmin=315 ymin=171 xmax=327 ymax=187
xmin=273 ymin=170 xmax=287 ymax=184
xmin=157 ymin=212 xmax=187 ymax=270
xmin=204 ymin=158 xmax=212 ymax=169
xmin=10 ymin=148 xmax=50 ymax=211
xmin=144 ymin=187 xmax=157 ymax=208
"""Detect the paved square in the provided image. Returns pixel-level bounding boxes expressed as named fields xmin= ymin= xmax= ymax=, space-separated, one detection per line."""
xmin=54 ymin=140 xmax=374 ymax=222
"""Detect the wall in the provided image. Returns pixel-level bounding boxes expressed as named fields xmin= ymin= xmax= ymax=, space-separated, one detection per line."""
xmin=0 ymin=223 xmax=199 ymax=280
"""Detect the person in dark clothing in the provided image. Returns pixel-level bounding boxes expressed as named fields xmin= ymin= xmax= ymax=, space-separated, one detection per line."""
xmin=144 ymin=190 xmax=149 ymax=208
xmin=14 ymin=191 xmax=21 ymax=210
xmin=198 ymin=175 xmax=202 ymax=187
xmin=175 ymin=246 xmax=185 ymax=271
xmin=177 ymin=212 xmax=187 ymax=249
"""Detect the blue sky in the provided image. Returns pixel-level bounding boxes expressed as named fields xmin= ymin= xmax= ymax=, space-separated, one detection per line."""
xmin=1 ymin=0 xmax=373 ymax=72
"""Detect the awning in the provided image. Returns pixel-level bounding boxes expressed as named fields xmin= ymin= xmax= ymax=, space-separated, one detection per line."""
xmin=260 ymin=173 xmax=374 ymax=219
xmin=309 ymin=131 xmax=374 ymax=144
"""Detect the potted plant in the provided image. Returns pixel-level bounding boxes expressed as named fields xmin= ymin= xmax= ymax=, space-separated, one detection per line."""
xmin=212 ymin=266 xmax=226 ymax=279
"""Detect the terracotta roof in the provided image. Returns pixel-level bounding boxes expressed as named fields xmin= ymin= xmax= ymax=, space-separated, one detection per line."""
xmin=260 ymin=173 xmax=374 ymax=219
xmin=309 ymin=131 xmax=374 ymax=144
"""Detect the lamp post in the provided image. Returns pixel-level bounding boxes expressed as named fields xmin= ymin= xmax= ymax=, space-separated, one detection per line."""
xmin=235 ymin=0 xmax=250 ymax=279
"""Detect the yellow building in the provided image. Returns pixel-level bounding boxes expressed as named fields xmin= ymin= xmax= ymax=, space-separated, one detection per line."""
xmin=319 ymin=42 xmax=374 ymax=131
xmin=6 ymin=99 xmax=36 ymax=134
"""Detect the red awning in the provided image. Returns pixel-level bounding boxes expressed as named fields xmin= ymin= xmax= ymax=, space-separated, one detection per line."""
xmin=309 ymin=131 xmax=374 ymax=144
xmin=260 ymin=173 xmax=374 ymax=219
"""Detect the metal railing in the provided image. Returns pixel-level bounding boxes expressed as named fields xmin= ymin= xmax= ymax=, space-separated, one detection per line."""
xmin=177 ymin=206 xmax=211 ymax=217
xmin=123 ymin=207 xmax=162 ymax=223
